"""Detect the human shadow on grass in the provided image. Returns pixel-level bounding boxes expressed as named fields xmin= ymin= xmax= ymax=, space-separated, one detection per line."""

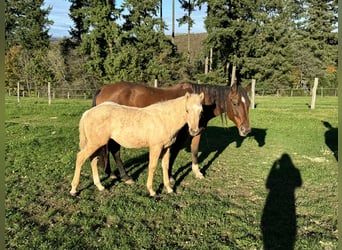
xmin=261 ymin=153 xmax=302 ymax=250
xmin=172 ymin=126 xmax=267 ymax=190
xmin=322 ymin=121 xmax=338 ymax=161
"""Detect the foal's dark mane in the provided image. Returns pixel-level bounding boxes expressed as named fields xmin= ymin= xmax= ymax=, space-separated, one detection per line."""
xmin=190 ymin=83 xmax=230 ymax=115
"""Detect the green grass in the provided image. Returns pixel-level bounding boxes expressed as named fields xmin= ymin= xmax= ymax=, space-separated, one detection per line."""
xmin=5 ymin=96 xmax=338 ymax=249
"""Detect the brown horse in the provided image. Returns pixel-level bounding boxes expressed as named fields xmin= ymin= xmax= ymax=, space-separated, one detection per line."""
xmin=93 ymin=81 xmax=251 ymax=183
xmin=70 ymin=93 xmax=204 ymax=196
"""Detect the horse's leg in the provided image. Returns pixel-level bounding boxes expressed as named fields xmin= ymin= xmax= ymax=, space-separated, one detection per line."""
xmin=161 ymin=148 xmax=173 ymax=194
xmin=103 ymin=144 xmax=115 ymax=179
xmin=169 ymin=126 xmax=189 ymax=181
xmin=146 ymin=146 xmax=163 ymax=197
xmin=90 ymin=154 xmax=105 ymax=192
xmin=70 ymin=147 xmax=96 ymax=196
xmin=190 ymin=134 xmax=204 ymax=179
xmin=109 ymin=139 xmax=134 ymax=184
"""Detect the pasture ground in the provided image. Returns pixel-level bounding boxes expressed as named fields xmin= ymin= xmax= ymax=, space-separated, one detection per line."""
xmin=5 ymin=96 xmax=338 ymax=249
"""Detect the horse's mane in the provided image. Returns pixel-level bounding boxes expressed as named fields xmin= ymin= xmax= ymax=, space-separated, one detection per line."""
xmin=190 ymin=83 xmax=230 ymax=115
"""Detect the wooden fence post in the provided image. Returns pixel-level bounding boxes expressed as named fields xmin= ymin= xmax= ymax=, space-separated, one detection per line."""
xmin=310 ymin=78 xmax=319 ymax=109
xmin=231 ymin=65 xmax=236 ymax=86
xmin=17 ymin=82 xmax=20 ymax=103
xmin=48 ymin=82 xmax=51 ymax=105
xmin=251 ymin=79 xmax=256 ymax=109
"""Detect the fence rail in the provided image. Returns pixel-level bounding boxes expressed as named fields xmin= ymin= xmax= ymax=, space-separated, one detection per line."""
xmin=255 ymin=88 xmax=338 ymax=97
xmin=7 ymin=85 xmax=338 ymax=100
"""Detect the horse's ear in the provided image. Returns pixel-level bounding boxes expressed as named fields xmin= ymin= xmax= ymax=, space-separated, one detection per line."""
xmin=199 ymin=92 xmax=204 ymax=102
xmin=231 ymin=82 xmax=237 ymax=94
xmin=244 ymin=83 xmax=252 ymax=93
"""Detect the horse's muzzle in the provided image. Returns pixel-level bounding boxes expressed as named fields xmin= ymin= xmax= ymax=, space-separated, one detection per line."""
xmin=239 ymin=126 xmax=251 ymax=137
xmin=189 ymin=128 xmax=200 ymax=136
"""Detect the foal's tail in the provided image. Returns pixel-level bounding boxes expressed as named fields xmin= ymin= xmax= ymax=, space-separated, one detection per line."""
xmin=78 ymin=112 xmax=88 ymax=150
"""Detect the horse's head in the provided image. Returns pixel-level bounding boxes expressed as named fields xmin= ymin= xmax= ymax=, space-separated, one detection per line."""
xmin=226 ymin=82 xmax=251 ymax=137
xmin=184 ymin=92 xmax=204 ymax=136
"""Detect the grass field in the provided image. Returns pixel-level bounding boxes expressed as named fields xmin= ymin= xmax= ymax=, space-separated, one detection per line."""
xmin=5 ymin=95 xmax=338 ymax=249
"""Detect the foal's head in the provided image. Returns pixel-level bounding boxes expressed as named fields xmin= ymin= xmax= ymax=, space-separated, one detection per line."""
xmin=227 ymin=83 xmax=251 ymax=137
xmin=184 ymin=92 xmax=204 ymax=136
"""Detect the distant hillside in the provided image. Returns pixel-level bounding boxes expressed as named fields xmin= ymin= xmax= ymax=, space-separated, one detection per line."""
xmin=169 ymin=33 xmax=208 ymax=62
xmin=50 ymin=32 xmax=208 ymax=62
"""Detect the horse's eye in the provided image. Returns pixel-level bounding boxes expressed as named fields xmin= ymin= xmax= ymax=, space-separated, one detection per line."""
xmin=232 ymin=99 xmax=238 ymax=106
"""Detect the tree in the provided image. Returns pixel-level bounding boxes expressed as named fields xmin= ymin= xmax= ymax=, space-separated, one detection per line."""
xmin=303 ymin=0 xmax=338 ymax=87
xmin=69 ymin=0 xmax=89 ymax=43
xmin=5 ymin=0 xmax=52 ymax=51
xmin=178 ymin=0 xmax=196 ymax=61
xmin=109 ymin=0 xmax=184 ymax=83
xmin=78 ymin=0 xmax=122 ymax=82
xmin=5 ymin=0 xmax=53 ymax=93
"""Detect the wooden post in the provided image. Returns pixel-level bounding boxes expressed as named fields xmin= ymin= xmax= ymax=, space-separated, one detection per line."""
xmin=204 ymin=56 xmax=208 ymax=74
xmin=17 ymin=82 xmax=20 ymax=103
xmin=226 ymin=62 xmax=230 ymax=82
xmin=231 ymin=65 xmax=236 ymax=86
xmin=171 ymin=0 xmax=175 ymax=44
xmin=251 ymin=79 xmax=256 ymax=109
xmin=310 ymin=77 xmax=319 ymax=109
xmin=209 ymin=48 xmax=213 ymax=72
xmin=48 ymin=82 xmax=51 ymax=105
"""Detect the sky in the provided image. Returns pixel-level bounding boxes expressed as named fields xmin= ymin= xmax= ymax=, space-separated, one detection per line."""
xmin=43 ymin=0 xmax=207 ymax=38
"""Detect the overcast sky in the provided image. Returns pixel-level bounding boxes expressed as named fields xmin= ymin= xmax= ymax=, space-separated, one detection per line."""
xmin=43 ymin=0 xmax=207 ymax=38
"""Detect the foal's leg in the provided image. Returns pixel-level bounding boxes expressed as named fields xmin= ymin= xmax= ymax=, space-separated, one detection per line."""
xmin=161 ymin=148 xmax=173 ymax=194
xmin=90 ymin=154 xmax=105 ymax=192
xmin=146 ymin=146 xmax=163 ymax=196
xmin=70 ymin=147 xmax=96 ymax=196
xmin=109 ymin=139 xmax=134 ymax=184
xmin=190 ymin=134 xmax=204 ymax=179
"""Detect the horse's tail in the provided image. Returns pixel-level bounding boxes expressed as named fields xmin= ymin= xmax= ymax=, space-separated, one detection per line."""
xmin=92 ymin=89 xmax=101 ymax=107
xmin=78 ymin=112 xmax=88 ymax=150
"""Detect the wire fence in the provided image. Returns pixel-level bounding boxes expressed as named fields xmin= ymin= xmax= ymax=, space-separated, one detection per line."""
xmin=255 ymin=88 xmax=338 ymax=97
xmin=7 ymin=84 xmax=338 ymax=100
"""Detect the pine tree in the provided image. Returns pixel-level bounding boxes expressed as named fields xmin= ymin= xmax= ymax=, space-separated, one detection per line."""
xmin=303 ymin=0 xmax=338 ymax=87
xmin=69 ymin=0 xmax=89 ymax=43
xmin=112 ymin=0 xmax=182 ymax=83
xmin=78 ymin=0 xmax=122 ymax=81
xmin=5 ymin=0 xmax=52 ymax=51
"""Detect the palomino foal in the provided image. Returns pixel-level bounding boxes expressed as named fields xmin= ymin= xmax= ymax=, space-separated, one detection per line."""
xmin=70 ymin=92 xmax=204 ymax=196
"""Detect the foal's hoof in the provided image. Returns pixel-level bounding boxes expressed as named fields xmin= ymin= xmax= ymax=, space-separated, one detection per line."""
xmin=194 ymin=172 xmax=205 ymax=179
xmin=166 ymin=188 xmax=174 ymax=194
xmin=70 ymin=191 xmax=78 ymax=197
xmin=149 ymin=191 xmax=157 ymax=197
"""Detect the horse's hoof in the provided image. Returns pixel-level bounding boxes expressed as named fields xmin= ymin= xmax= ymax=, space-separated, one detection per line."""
xmin=124 ymin=178 xmax=135 ymax=185
xmin=167 ymin=188 xmax=174 ymax=194
xmin=97 ymin=185 xmax=105 ymax=191
xmin=169 ymin=177 xmax=175 ymax=185
xmin=109 ymin=174 xmax=118 ymax=179
xmin=149 ymin=191 xmax=157 ymax=197
xmin=70 ymin=191 xmax=78 ymax=197
xmin=195 ymin=173 xmax=205 ymax=179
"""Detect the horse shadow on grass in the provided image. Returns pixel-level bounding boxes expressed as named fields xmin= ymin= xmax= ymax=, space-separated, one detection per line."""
xmin=322 ymin=121 xmax=338 ymax=161
xmin=172 ymin=126 xmax=267 ymax=189
xmin=261 ymin=153 xmax=302 ymax=250
xmin=102 ymin=126 xmax=267 ymax=193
